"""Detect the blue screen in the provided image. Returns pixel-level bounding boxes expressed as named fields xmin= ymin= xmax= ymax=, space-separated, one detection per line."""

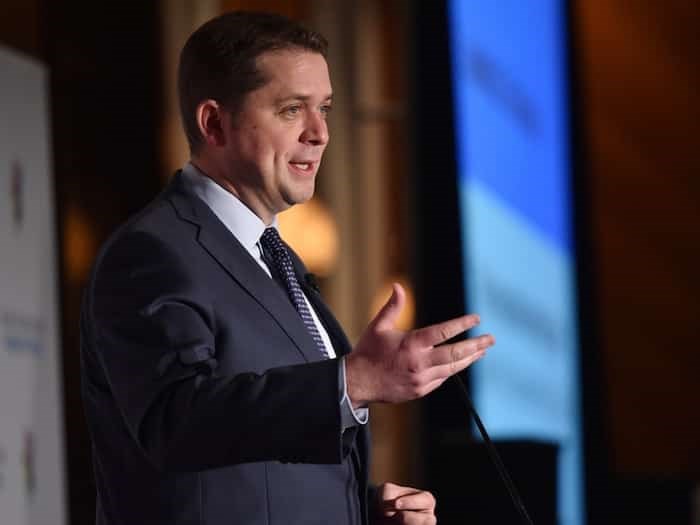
xmin=447 ymin=1 xmax=585 ymax=523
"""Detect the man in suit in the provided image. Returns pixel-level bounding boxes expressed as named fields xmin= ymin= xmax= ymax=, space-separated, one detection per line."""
xmin=80 ymin=11 xmax=494 ymax=525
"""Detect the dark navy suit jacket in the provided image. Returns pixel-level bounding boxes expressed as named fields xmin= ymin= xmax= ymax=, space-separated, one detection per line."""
xmin=80 ymin=172 xmax=371 ymax=524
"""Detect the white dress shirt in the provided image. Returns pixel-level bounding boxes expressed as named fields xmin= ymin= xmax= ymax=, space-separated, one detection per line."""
xmin=181 ymin=163 xmax=368 ymax=429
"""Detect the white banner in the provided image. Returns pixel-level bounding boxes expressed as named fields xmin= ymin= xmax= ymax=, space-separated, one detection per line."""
xmin=0 ymin=45 xmax=66 ymax=525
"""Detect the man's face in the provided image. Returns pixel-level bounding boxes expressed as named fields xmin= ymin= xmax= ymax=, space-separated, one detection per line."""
xmin=220 ymin=50 xmax=332 ymax=223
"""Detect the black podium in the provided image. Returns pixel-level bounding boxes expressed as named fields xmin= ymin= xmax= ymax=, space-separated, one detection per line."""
xmin=429 ymin=439 xmax=558 ymax=525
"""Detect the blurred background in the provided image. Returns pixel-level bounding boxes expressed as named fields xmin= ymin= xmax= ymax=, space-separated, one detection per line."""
xmin=0 ymin=0 xmax=698 ymax=524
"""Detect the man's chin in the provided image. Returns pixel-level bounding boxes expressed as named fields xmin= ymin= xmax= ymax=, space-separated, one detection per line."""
xmin=282 ymin=185 xmax=315 ymax=208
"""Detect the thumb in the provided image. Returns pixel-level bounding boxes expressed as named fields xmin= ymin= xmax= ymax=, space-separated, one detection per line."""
xmin=372 ymin=283 xmax=405 ymax=331
xmin=379 ymin=481 xmax=411 ymax=501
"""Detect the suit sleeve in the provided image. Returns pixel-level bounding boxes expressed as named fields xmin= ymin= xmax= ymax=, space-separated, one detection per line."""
xmin=84 ymin=229 xmax=345 ymax=472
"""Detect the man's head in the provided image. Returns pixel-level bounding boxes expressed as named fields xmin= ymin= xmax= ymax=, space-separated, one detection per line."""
xmin=178 ymin=12 xmax=328 ymax=153
xmin=177 ymin=12 xmax=332 ymax=223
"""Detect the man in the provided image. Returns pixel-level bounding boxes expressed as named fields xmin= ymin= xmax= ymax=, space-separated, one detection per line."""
xmin=80 ymin=11 xmax=494 ymax=525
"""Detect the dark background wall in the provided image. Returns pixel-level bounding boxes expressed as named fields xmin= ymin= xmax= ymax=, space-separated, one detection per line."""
xmin=1 ymin=2 xmax=161 ymax=523
xmin=576 ymin=1 xmax=700 ymax=478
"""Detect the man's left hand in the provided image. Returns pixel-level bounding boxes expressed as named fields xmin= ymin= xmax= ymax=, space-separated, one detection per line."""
xmin=375 ymin=482 xmax=437 ymax=524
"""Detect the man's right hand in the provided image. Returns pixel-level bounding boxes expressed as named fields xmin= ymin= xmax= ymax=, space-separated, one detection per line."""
xmin=345 ymin=283 xmax=494 ymax=408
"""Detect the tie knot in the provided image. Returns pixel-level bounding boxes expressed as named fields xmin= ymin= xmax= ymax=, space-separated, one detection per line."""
xmin=260 ymin=227 xmax=284 ymax=254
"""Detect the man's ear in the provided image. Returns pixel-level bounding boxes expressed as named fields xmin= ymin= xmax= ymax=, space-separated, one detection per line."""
xmin=196 ymin=99 xmax=226 ymax=147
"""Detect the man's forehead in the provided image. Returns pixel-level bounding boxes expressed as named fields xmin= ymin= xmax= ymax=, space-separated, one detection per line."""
xmin=255 ymin=49 xmax=331 ymax=91
xmin=256 ymin=47 xmax=326 ymax=66
xmin=273 ymin=93 xmax=333 ymax=104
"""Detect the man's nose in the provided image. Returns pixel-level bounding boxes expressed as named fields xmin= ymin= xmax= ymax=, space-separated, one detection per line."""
xmin=300 ymin=110 xmax=329 ymax=146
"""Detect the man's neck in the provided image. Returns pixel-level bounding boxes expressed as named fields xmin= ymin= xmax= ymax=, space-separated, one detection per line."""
xmin=189 ymin=158 xmax=276 ymax=226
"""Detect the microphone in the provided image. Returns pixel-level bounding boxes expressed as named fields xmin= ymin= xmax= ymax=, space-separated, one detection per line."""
xmin=304 ymin=272 xmax=321 ymax=293
xmin=451 ymin=374 xmax=535 ymax=525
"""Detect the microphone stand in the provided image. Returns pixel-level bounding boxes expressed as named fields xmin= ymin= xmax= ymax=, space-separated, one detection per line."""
xmin=451 ymin=374 xmax=535 ymax=525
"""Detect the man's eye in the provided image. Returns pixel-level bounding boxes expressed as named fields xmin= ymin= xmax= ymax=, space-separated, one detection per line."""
xmin=320 ymin=105 xmax=332 ymax=118
xmin=282 ymin=106 xmax=301 ymax=117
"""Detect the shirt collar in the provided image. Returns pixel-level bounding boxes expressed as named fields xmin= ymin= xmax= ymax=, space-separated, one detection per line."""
xmin=181 ymin=162 xmax=278 ymax=255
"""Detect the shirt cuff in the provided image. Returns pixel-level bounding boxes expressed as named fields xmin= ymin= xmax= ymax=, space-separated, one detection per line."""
xmin=339 ymin=356 xmax=368 ymax=430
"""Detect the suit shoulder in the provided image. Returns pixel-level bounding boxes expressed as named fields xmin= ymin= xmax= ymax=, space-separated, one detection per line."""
xmin=88 ymin=189 xmax=198 ymax=286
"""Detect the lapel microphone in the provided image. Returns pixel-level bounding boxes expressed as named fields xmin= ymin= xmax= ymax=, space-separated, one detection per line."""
xmin=304 ymin=272 xmax=321 ymax=293
xmin=451 ymin=374 xmax=535 ymax=525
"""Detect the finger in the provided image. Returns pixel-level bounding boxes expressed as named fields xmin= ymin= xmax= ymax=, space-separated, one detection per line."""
xmin=427 ymin=334 xmax=495 ymax=367
xmin=422 ymin=349 xmax=487 ymax=383
xmin=422 ymin=377 xmax=447 ymax=395
xmin=372 ymin=283 xmax=406 ymax=331
xmin=394 ymin=491 xmax=436 ymax=512
xmin=393 ymin=511 xmax=437 ymax=525
xmin=379 ymin=481 xmax=416 ymax=501
xmin=382 ymin=490 xmax=421 ymax=512
xmin=407 ymin=314 xmax=480 ymax=348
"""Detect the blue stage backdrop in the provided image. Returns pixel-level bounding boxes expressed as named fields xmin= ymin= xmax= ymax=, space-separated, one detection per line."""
xmin=447 ymin=1 xmax=585 ymax=523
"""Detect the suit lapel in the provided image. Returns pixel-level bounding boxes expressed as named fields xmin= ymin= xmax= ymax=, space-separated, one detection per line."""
xmin=165 ymin=172 xmax=322 ymax=364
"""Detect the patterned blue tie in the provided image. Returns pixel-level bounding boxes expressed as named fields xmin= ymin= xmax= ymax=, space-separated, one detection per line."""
xmin=260 ymin=227 xmax=329 ymax=359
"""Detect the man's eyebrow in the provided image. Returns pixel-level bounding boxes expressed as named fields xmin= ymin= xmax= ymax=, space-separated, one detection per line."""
xmin=275 ymin=94 xmax=333 ymax=104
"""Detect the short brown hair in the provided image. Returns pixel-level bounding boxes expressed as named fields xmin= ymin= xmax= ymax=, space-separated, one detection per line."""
xmin=177 ymin=11 xmax=328 ymax=154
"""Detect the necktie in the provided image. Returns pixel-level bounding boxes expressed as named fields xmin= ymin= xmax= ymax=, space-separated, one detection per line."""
xmin=259 ymin=227 xmax=329 ymax=359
